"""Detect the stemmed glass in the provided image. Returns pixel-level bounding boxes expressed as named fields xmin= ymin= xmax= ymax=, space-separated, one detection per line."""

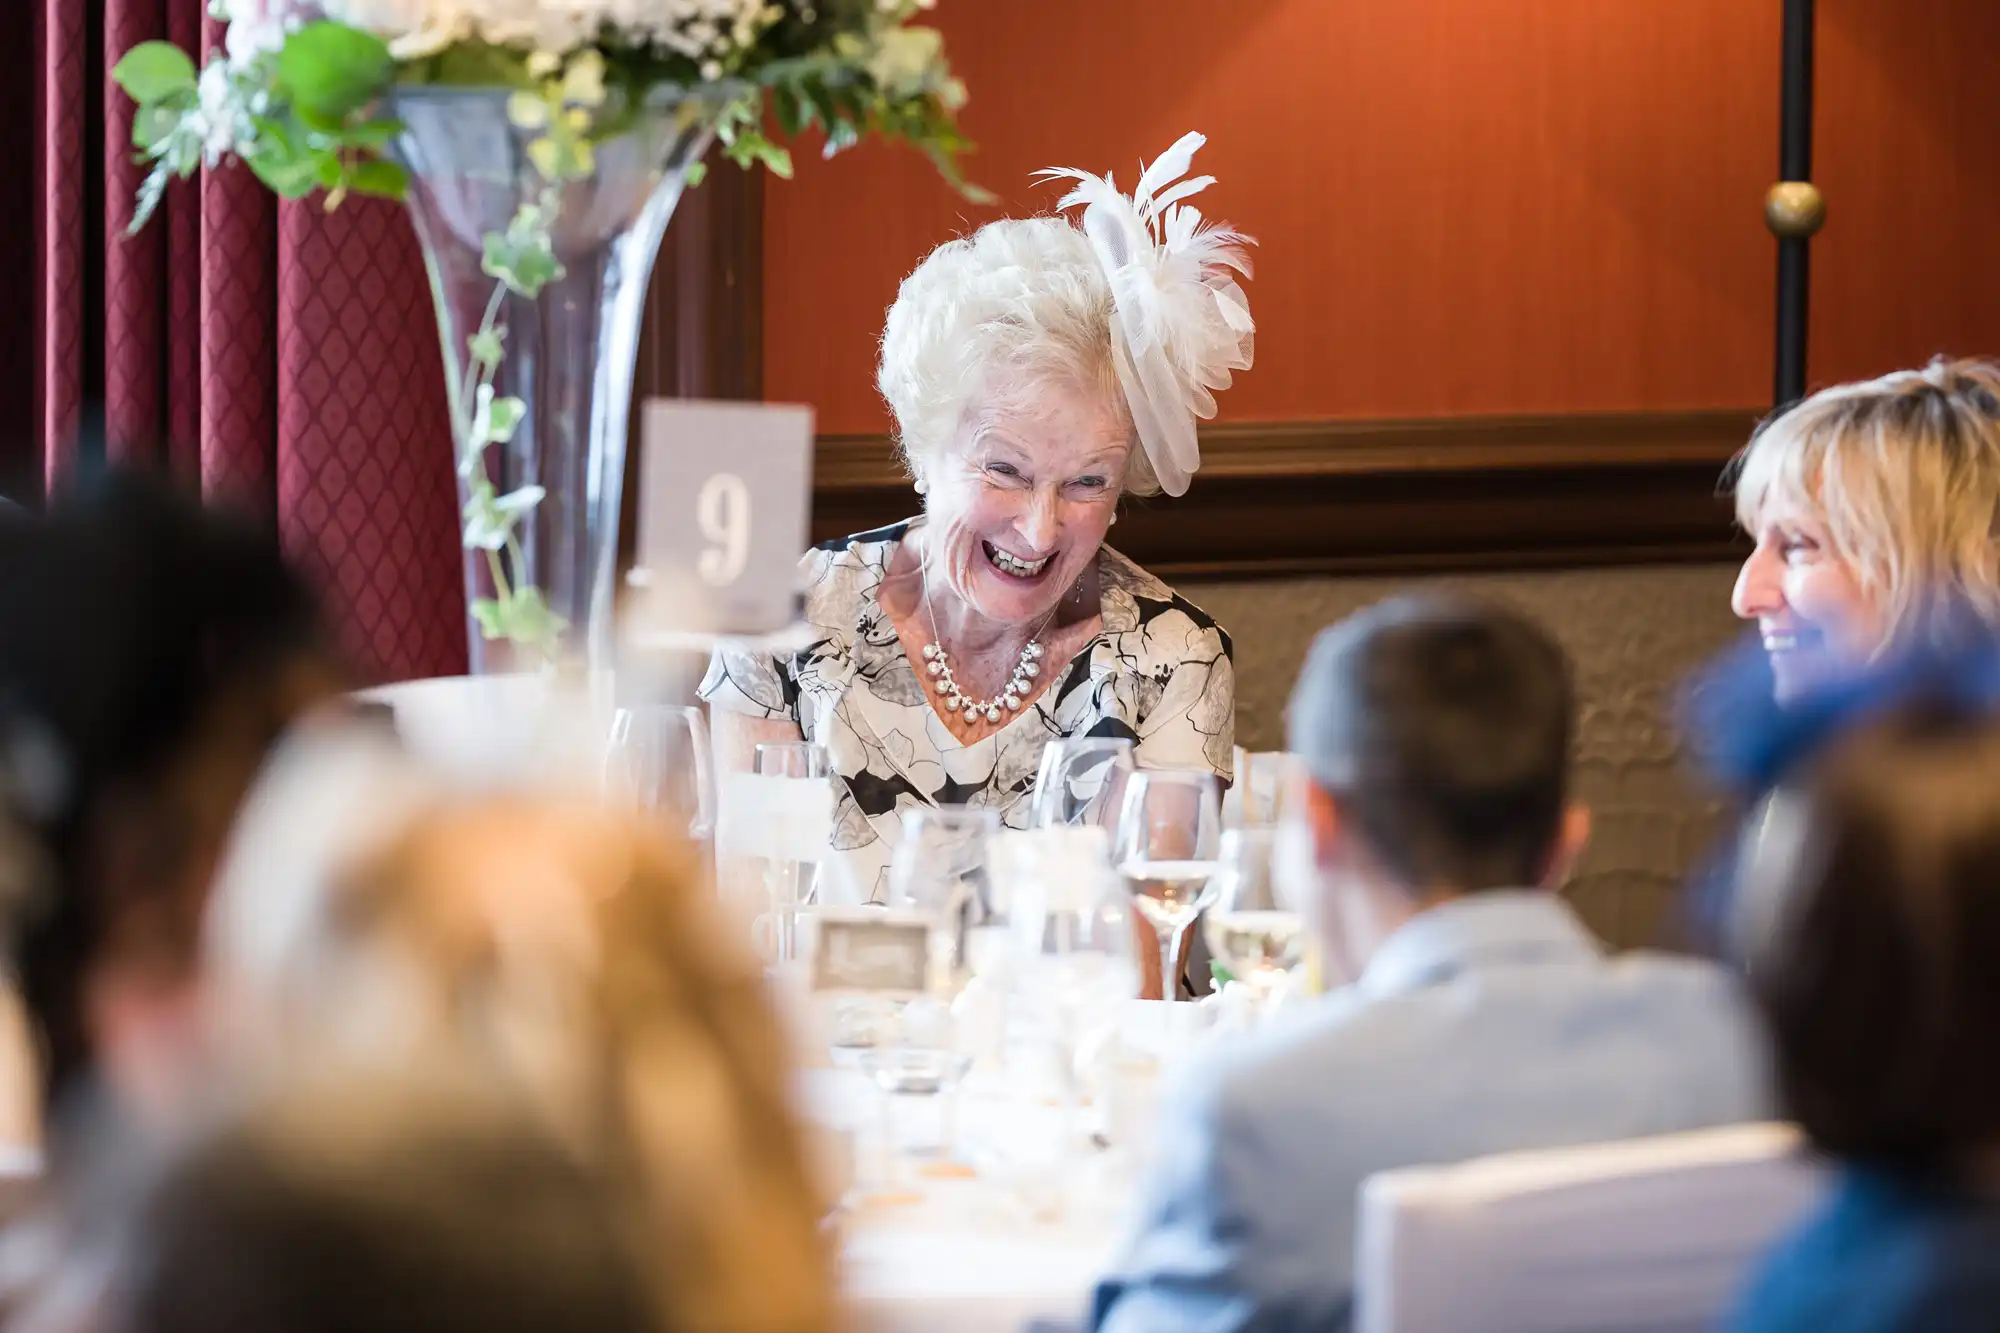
xmin=1114 ymin=769 xmax=1223 ymax=1003
xmin=1016 ymin=826 xmax=1140 ymax=1088
xmin=752 ymin=741 xmax=831 ymax=963
xmin=1031 ymin=738 xmax=1137 ymax=830
xmin=863 ymin=806 xmax=996 ymax=1175
xmin=1225 ymin=748 xmax=1294 ymax=829
xmin=604 ymin=704 xmax=715 ymax=842
xmin=888 ymin=806 xmax=999 ymax=995
xmin=1203 ymin=827 xmax=1308 ymax=1008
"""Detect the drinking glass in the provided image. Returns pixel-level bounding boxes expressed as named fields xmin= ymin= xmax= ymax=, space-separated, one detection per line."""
xmin=753 ymin=741 xmax=831 ymax=962
xmin=604 ymin=704 xmax=714 ymax=840
xmin=888 ymin=806 xmax=999 ymax=994
xmin=1203 ymin=827 xmax=1307 ymax=1006
xmin=858 ymin=1036 xmax=975 ymax=1180
xmin=1030 ymin=738 xmax=1137 ymax=830
xmin=756 ymin=741 xmax=831 ymax=780
xmin=1225 ymin=748 xmax=1295 ymax=829
xmin=1015 ymin=828 xmax=1140 ymax=1104
xmin=1114 ymin=769 xmax=1223 ymax=1003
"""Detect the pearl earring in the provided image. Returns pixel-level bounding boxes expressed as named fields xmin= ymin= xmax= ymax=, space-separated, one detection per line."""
xmin=913 ymin=476 xmax=929 ymax=495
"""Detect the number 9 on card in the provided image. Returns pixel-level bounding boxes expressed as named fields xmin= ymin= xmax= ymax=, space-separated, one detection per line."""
xmin=637 ymin=400 xmax=814 ymax=635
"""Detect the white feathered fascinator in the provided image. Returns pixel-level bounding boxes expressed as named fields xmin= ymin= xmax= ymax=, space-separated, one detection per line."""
xmin=1035 ymin=132 xmax=1255 ymax=497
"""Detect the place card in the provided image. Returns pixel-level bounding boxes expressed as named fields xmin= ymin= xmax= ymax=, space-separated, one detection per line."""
xmin=637 ymin=399 xmax=814 ymax=635
xmin=809 ymin=910 xmax=930 ymax=997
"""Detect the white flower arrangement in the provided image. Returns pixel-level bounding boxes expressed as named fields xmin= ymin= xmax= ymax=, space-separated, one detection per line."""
xmin=109 ymin=0 xmax=981 ymax=657
xmin=113 ymin=0 xmax=981 ymax=235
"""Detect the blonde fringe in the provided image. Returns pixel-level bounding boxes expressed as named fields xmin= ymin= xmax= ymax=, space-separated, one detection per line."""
xmin=1728 ymin=356 xmax=2000 ymax=652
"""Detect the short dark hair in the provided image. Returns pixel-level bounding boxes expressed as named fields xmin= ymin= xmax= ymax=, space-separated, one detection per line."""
xmin=1286 ymin=595 xmax=1574 ymax=892
xmin=1744 ymin=696 xmax=2000 ymax=1173
xmin=119 ymin=1075 xmax=659 ymax=1333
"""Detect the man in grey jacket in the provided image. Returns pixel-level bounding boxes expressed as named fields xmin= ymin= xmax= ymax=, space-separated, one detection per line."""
xmin=1090 ymin=595 xmax=1771 ymax=1333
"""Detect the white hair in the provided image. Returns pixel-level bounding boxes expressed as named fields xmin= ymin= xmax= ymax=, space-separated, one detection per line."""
xmin=876 ymin=217 xmax=1157 ymax=496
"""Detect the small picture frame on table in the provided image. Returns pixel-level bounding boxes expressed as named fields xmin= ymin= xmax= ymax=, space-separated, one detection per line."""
xmin=808 ymin=910 xmax=929 ymax=999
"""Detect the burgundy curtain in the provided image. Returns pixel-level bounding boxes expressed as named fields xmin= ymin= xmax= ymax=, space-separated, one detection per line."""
xmin=22 ymin=0 xmax=468 ymax=682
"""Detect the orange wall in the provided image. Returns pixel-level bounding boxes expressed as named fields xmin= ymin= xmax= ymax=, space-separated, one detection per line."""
xmin=1811 ymin=0 xmax=2000 ymax=385
xmin=763 ymin=0 xmax=2000 ymax=435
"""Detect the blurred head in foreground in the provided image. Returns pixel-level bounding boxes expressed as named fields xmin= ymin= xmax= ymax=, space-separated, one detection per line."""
xmin=1739 ymin=692 xmax=2000 ymax=1178
xmin=1284 ymin=595 xmax=1586 ymax=980
xmin=1728 ymin=357 xmax=2000 ymax=702
xmin=114 ymin=1071 xmax=655 ymax=1333
xmin=0 ymin=472 xmax=344 ymax=1128
xmin=203 ymin=731 xmax=836 ymax=1333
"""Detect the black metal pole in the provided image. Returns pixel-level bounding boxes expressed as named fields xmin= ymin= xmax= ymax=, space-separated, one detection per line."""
xmin=1773 ymin=0 xmax=1816 ymax=409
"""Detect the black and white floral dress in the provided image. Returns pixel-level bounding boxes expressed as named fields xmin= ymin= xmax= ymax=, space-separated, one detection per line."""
xmin=699 ymin=521 xmax=1236 ymax=903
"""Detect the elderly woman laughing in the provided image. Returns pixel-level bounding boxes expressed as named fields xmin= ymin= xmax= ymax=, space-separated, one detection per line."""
xmin=702 ymin=134 xmax=1252 ymax=903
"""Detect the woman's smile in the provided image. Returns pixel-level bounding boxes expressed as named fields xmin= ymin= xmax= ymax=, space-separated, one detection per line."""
xmin=981 ymin=539 xmax=1055 ymax=581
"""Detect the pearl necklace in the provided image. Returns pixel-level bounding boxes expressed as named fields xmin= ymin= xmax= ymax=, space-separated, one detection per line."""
xmin=920 ymin=562 xmax=1057 ymax=725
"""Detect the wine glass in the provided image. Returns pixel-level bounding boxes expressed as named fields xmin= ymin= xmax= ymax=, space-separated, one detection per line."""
xmin=1224 ymin=748 xmax=1294 ymax=829
xmin=887 ymin=806 xmax=998 ymax=994
xmin=1030 ymin=738 xmax=1136 ymax=829
xmin=1114 ymin=769 xmax=1223 ymax=1003
xmin=1015 ymin=827 xmax=1140 ymax=1083
xmin=604 ymin=704 xmax=715 ymax=841
xmin=755 ymin=741 xmax=830 ymax=780
xmin=751 ymin=741 xmax=831 ymax=963
xmin=1203 ymin=827 xmax=1307 ymax=1007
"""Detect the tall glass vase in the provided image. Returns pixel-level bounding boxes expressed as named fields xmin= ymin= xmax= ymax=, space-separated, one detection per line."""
xmin=389 ymin=87 xmax=715 ymax=675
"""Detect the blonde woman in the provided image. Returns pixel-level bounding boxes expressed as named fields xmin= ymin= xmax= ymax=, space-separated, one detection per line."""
xmin=202 ymin=732 xmax=838 ymax=1333
xmin=1729 ymin=357 xmax=2000 ymax=701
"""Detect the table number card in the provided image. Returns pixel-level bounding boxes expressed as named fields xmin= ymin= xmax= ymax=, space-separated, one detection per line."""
xmin=638 ymin=399 xmax=814 ymax=635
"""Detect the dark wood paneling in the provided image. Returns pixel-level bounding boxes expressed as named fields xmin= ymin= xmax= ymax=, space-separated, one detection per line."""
xmin=812 ymin=411 xmax=1758 ymax=577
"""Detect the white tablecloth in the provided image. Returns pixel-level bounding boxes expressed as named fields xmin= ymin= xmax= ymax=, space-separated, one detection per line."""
xmin=799 ymin=1064 xmax=1144 ymax=1333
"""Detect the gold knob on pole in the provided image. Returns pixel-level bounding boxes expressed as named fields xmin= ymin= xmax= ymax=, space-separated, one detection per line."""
xmin=1764 ymin=181 xmax=1826 ymax=239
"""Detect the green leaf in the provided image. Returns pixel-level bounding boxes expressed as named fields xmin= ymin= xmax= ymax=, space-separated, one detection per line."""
xmin=466 ymin=565 xmax=565 ymax=655
xmin=314 ymin=154 xmax=344 ymax=191
xmin=133 ymin=102 xmax=187 ymax=152
xmin=277 ymin=21 xmax=393 ymax=120
xmin=245 ymin=146 xmax=323 ymax=199
xmin=481 ymin=229 xmax=563 ymax=299
xmin=727 ymin=130 xmax=793 ymax=180
xmin=823 ymin=119 xmax=859 ymax=157
xmin=470 ymin=597 xmax=508 ymax=640
xmin=462 ymin=482 xmax=510 ymax=551
xmin=502 ymin=586 xmax=566 ymax=650
xmin=772 ymin=85 xmax=805 ymax=138
xmin=250 ymin=114 xmax=300 ymax=158
xmin=485 ymin=395 xmax=526 ymax=444
xmin=294 ymin=103 xmax=349 ymax=138
xmin=347 ymin=157 xmax=407 ymax=199
xmin=112 ymin=42 xmax=197 ymax=104
xmin=683 ymin=159 xmax=707 ymax=188
xmin=415 ymin=42 xmax=531 ymax=89
xmin=166 ymin=132 xmax=204 ymax=177
xmin=343 ymin=117 xmax=404 ymax=151
xmin=467 ymin=328 xmax=505 ymax=369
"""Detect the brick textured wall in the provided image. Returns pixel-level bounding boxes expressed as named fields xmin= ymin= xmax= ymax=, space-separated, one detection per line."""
xmin=1182 ymin=563 xmax=1744 ymax=951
